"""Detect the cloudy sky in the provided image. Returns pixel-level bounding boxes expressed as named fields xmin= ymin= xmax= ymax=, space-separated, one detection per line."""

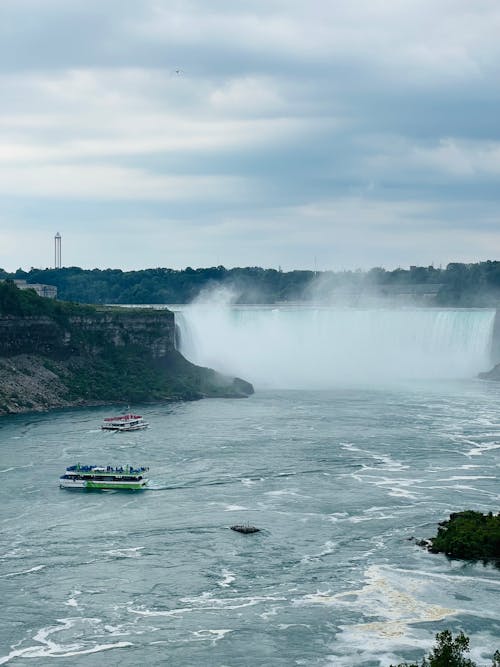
xmin=1 ymin=0 xmax=500 ymax=272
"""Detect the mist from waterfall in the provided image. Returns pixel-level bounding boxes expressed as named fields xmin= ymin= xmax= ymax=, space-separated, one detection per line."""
xmin=175 ymin=301 xmax=495 ymax=389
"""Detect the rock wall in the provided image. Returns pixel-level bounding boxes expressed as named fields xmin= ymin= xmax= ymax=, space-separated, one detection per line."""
xmin=0 ymin=309 xmax=176 ymax=359
xmin=0 ymin=308 xmax=252 ymax=415
xmin=478 ymin=309 xmax=500 ymax=380
xmin=490 ymin=309 xmax=500 ymax=365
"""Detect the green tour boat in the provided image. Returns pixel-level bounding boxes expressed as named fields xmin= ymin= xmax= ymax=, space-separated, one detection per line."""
xmin=59 ymin=464 xmax=149 ymax=490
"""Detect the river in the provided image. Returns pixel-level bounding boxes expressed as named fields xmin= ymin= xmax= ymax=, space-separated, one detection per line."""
xmin=1 ymin=380 xmax=499 ymax=665
xmin=2 ymin=305 xmax=500 ymax=665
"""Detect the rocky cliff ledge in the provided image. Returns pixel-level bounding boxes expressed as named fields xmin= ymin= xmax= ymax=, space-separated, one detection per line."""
xmin=0 ymin=284 xmax=253 ymax=415
xmin=478 ymin=363 xmax=500 ymax=381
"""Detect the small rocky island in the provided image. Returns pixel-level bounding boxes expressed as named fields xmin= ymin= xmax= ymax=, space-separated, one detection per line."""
xmin=0 ymin=281 xmax=253 ymax=415
xmin=420 ymin=510 xmax=500 ymax=563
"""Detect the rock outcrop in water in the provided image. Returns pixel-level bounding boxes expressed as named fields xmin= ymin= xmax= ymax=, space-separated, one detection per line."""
xmin=230 ymin=524 xmax=260 ymax=534
xmin=0 ymin=282 xmax=253 ymax=415
xmin=419 ymin=510 xmax=500 ymax=563
xmin=478 ymin=363 xmax=500 ymax=380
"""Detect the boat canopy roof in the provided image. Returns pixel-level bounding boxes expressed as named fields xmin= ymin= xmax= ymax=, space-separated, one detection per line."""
xmin=103 ymin=414 xmax=142 ymax=422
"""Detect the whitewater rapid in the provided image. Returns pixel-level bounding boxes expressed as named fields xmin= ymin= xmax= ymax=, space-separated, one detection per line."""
xmin=175 ymin=306 xmax=496 ymax=388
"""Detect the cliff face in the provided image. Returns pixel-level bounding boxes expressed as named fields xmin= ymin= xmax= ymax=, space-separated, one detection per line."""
xmin=0 ymin=310 xmax=175 ymax=357
xmin=0 ymin=308 xmax=253 ymax=416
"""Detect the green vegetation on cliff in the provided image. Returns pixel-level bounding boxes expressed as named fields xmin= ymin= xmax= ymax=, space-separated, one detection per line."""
xmin=0 ymin=282 xmax=253 ymax=415
xmin=425 ymin=511 xmax=500 ymax=562
xmin=0 ymin=279 xmax=93 ymax=318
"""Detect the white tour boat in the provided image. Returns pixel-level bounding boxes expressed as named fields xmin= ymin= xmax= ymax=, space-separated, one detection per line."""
xmin=59 ymin=464 xmax=149 ymax=490
xmin=101 ymin=412 xmax=148 ymax=431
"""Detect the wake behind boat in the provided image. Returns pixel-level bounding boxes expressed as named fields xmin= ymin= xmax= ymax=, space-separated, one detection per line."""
xmin=59 ymin=464 xmax=149 ymax=490
xmin=101 ymin=412 xmax=148 ymax=431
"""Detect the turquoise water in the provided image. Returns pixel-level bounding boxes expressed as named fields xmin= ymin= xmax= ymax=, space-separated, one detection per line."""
xmin=1 ymin=383 xmax=500 ymax=666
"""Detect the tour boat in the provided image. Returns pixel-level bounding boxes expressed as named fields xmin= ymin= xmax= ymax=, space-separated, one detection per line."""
xmin=59 ymin=464 xmax=149 ymax=490
xmin=101 ymin=412 xmax=148 ymax=431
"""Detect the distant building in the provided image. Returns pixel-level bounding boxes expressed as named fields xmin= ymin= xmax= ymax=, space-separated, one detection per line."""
xmin=13 ymin=280 xmax=58 ymax=299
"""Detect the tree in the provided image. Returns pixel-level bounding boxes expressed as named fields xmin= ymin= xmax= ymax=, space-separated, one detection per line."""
xmin=392 ymin=630 xmax=499 ymax=667
xmin=425 ymin=630 xmax=475 ymax=667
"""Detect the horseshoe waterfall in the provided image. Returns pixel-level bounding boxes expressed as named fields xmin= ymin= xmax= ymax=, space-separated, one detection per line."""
xmin=175 ymin=306 xmax=497 ymax=388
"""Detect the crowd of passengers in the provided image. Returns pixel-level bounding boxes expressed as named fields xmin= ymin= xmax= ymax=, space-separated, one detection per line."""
xmin=66 ymin=465 xmax=149 ymax=474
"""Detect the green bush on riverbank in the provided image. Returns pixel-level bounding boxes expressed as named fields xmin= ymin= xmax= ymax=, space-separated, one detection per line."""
xmin=427 ymin=511 xmax=500 ymax=562
xmin=392 ymin=630 xmax=500 ymax=667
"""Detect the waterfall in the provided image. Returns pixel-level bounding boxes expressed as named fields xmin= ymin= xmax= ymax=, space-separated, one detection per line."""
xmin=174 ymin=306 xmax=496 ymax=388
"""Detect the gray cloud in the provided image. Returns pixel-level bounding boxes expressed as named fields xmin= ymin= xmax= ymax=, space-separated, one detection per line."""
xmin=1 ymin=0 xmax=499 ymax=271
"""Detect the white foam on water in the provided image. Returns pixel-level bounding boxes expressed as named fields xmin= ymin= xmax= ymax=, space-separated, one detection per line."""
xmin=390 ymin=566 xmax=500 ymax=588
xmin=240 ymin=478 xmax=258 ymax=486
xmin=322 ymin=562 xmax=500 ymax=665
xmin=191 ymin=629 xmax=232 ymax=644
xmin=217 ymin=569 xmax=236 ymax=588
xmin=0 ymin=618 xmax=133 ymax=665
xmin=129 ymin=606 xmax=193 ymax=618
xmin=364 ymin=453 xmax=408 ymax=472
xmin=0 ymin=463 xmax=33 ymax=473
xmin=301 ymin=540 xmax=337 ymax=564
xmin=326 ymin=512 xmax=349 ymax=523
xmin=324 ymin=631 xmax=432 ymax=667
xmin=421 ymin=484 xmax=497 ymax=499
xmin=294 ymin=564 xmax=456 ymax=635
xmin=374 ymin=477 xmax=423 ymax=498
xmin=180 ymin=592 xmax=287 ymax=611
xmin=465 ymin=441 xmax=500 ymax=457
xmin=436 ymin=475 xmax=496 ymax=481
xmin=260 ymin=606 xmax=281 ymax=619
xmin=63 ymin=590 xmax=81 ymax=608
xmin=346 ymin=514 xmax=374 ymax=524
xmin=340 ymin=442 xmax=362 ymax=451
xmin=0 ymin=564 xmax=45 ymax=578
xmin=103 ymin=546 xmax=144 ymax=558
xmin=387 ymin=487 xmax=420 ymax=500
xmin=102 ymin=624 xmax=130 ymax=636
xmin=223 ymin=504 xmax=248 ymax=511
xmin=0 ymin=548 xmax=30 ymax=560
xmin=265 ymin=489 xmax=300 ymax=497
xmin=364 ymin=505 xmax=402 ymax=515
xmin=129 ymin=593 xmax=286 ymax=620
xmin=277 ymin=623 xmax=311 ymax=630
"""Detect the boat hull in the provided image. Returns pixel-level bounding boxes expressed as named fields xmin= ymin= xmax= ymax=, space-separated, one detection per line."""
xmin=101 ymin=423 xmax=148 ymax=431
xmin=59 ymin=478 xmax=148 ymax=490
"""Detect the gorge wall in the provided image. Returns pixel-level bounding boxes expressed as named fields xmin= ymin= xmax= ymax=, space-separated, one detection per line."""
xmin=0 ymin=310 xmax=176 ymax=358
xmin=0 ymin=308 xmax=253 ymax=416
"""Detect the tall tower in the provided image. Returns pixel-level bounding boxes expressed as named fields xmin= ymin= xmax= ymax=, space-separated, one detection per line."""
xmin=54 ymin=232 xmax=62 ymax=269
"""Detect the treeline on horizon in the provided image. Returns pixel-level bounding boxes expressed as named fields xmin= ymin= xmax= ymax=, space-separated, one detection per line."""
xmin=2 ymin=261 xmax=500 ymax=306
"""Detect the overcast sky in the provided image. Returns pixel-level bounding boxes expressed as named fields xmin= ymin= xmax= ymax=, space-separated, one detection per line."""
xmin=1 ymin=0 xmax=499 ymax=272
